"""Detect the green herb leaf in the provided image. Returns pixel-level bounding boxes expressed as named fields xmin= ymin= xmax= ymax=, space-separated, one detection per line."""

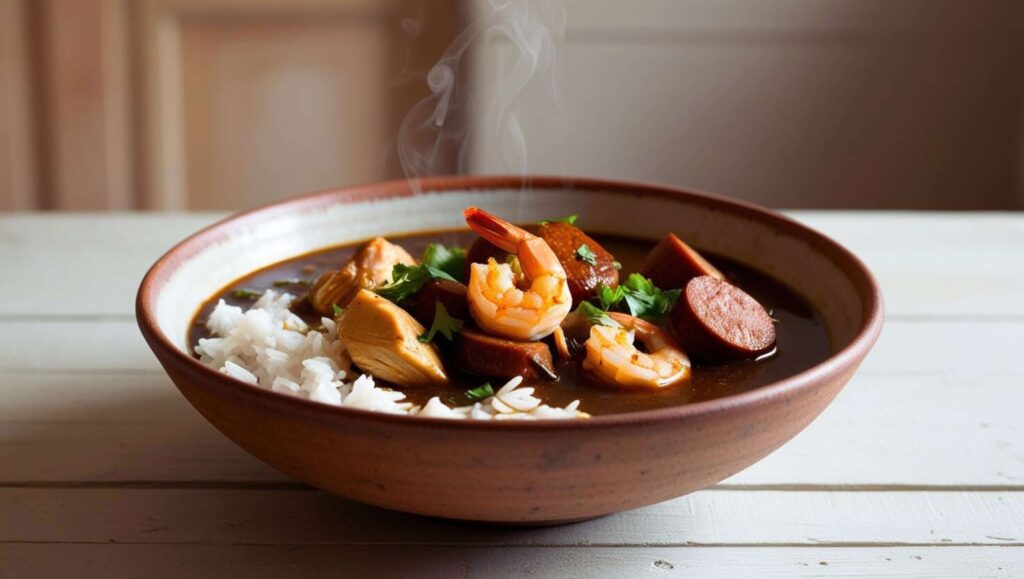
xmin=332 ymin=304 xmax=344 ymax=317
xmin=620 ymin=273 xmax=681 ymax=322
xmin=597 ymin=284 xmax=626 ymax=310
xmin=418 ymin=302 xmax=464 ymax=343
xmin=575 ymin=243 xmax=598 ymax=266
xmin=539 ymin=214 xmax=578 ymax=226
xmin=612 ymin=260 xmax=622 ymax=270
xmin=421 ymin=243 xmax=467 ymax=281
xmin=231 ymin=288 xmax=262 ymax=300
xmin=373 ymin=263 xmax=457 ymax=303
xmin=272 ymin=278 xmax=307 ymax=286
xmin=465 ymin=382 xmax=494 ymax=402
xmin=591 ymin=274 xmax=680 ymax=323
xmin=575 ymin=301 xmax=622 ymax=328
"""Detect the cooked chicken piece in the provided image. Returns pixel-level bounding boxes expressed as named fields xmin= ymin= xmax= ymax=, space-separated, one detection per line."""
xmin=339 ymin=289 xmax=448 ymax=387
xmin=308 ymin=237 xmax=416 ymax=316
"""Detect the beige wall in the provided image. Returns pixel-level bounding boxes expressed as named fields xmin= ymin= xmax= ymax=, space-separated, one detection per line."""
xmin=0 ymin=0 xmax=1021 ymax=211
xmin=469 ymin=0 xmax=1024 ymax=209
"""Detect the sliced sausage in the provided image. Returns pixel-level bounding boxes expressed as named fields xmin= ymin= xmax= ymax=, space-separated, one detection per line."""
xmin=670 ymin=275 xmax=776 ymax=364
xmin=536 ymin=221 xmax=619 ymax=303
xmin=466 ymin=222 xmax=619 ymax=303
xmin=405 ymin=279 xmax=469 ymax=327
xmin=452 ymin=328 xmax=557 ymax=380
xmin=640 ymin=233 xmax=724 ymax=291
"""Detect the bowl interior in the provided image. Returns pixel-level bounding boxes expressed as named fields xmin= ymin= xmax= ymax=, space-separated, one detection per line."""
xmin=154 ymin=184 xmax=865 ymax=359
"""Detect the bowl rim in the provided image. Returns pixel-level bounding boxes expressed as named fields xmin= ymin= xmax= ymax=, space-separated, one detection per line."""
xmin=137 ymin=174 xmax=884 ymax=431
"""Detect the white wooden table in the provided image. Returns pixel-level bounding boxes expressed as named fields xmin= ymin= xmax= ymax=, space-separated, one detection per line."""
xmin=1 ymin=212 xmax=1022 ymax=578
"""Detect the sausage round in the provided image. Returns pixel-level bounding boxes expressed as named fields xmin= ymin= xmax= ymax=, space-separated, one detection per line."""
xmin=406 ymin=279 xmax=469 ymax=328
xmin=465 ymin=222 xmax=619 ymax=303
xmin=452 ymin=328 xmax=557 ymax=380
xmin=670 ymin=275 xmax=776 ymax=364
xmin=640 ymin=233 xmax=724 ymax=291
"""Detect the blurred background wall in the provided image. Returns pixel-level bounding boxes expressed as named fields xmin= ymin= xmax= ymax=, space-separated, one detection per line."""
xmin=0 ymin=0 xmax=1021 ymax=212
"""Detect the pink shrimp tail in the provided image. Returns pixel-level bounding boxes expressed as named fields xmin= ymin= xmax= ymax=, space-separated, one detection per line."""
xmin=464 ymin=206 xmax=526 ymax=253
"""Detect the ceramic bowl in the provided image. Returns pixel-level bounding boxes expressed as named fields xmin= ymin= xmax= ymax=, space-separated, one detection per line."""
xmin=137 ymin=176 xmax=883 ymax=524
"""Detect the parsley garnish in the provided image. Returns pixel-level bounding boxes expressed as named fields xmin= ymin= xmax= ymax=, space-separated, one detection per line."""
xmin=418 ymin=302 xmax=464 ymax=343
xmin=231 ymin=288 xmax=262 ymax=300
xmin=421 ymin=243 xmax=467 ymax=281
xmin=465 ymin=382 xmax=495 ymax=402
xmin=539 ymin=214 xmax=578 ymax=225
xmin=575 ymin=301 xmax=622 ymax=328
xmin=373 ymin=263 xmax=457 ymax=303
xmin=575 ymin=243 xmax=598 ymax=266
xmin=594 ymin=274 xmax=681 ymax=323
xmin=332 ymin=304 xmax=345 ymax=317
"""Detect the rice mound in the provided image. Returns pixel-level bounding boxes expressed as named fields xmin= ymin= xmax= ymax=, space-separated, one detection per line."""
xmin=195 ymin=290 xmax=589 ymax=420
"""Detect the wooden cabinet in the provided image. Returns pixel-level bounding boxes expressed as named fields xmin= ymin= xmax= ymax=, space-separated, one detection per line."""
xmin=1 ymin=0 xmax=1021 ymax=210
xmin=0 ymin=0 xmax=462 ymax=210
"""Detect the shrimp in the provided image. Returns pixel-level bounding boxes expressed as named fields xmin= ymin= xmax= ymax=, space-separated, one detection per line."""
xmin=582 ymin=312 xmax=691 ymax=390
xmin=464 ymin=207 xmax=572 ymax=341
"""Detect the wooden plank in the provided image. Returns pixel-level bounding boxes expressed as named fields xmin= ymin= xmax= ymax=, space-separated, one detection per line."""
xmin=1 ymin=373 xmax=1021 ymax=487
xmin=2 ymin=213 xmax=1022 ymax=317
xmin=0 ymin=0 xmax=37 ymax=211
xmin=41 ymin=0 xmax=133 ymax=209
xmin=1 ymin=545 xmax=1021 ymax=578
xmin=793 ymin=212 xmax=1024 ymax=317
xmin=0 ymin=214 xmax=219 ymax=318
xmin=1 ymin=488 xmax=1022 ymax=546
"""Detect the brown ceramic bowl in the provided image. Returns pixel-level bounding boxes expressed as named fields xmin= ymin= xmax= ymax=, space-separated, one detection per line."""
xmin=137 ymin=176 xmax=883 ymax=524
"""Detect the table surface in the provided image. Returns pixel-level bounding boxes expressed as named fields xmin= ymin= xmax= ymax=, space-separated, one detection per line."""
xmin=1 ymin=211 xmax=1022 ymax=578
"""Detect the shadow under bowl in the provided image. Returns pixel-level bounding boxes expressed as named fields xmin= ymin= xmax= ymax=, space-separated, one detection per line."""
xmin=137 ymin=175 xmax=884 ymax=524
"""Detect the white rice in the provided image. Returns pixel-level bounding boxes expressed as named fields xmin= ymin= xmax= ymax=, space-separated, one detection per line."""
xmin=195 ymin=290 xmax=589 ymax=420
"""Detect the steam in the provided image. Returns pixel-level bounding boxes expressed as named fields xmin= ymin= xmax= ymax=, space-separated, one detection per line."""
xmin=397 ymin=0 xmax=566 ymax=187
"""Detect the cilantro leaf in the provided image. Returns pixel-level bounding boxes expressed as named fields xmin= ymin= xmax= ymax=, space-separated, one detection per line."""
xmin=373 ymin=263 xmax=457 ymax=303
xmin=539 ymin=214 xmax=578 ymax=226
xmin=597 ymin=284 xmax=626 ymax=310
xmin=421 ymin=243 xmax=467 ymax=281
xmin=575 ymin=243 xmax=598 ymax=266
xmin=231 ymin=288 xmax=262 ymax=300
xmin=575 ymin=301 xmax=622 ymax=328
xmin=592 ymin=274 xmax=681 ymax=323
xmin=465 ymin=382 xmax=494 ymax=402
xmin=332 ymin=304 xmax=344 ymax=317
xmin=620 ymin=273 xmax=681 ymax=322
xmin=418 ymin=302 xmax=464 ymax=343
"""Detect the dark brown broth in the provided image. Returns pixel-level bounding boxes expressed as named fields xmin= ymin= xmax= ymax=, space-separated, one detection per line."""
xmin=189 ymin=231 xmax=831 ymax=415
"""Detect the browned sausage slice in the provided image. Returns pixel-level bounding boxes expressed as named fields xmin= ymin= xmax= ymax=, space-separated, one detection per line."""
xmin=466 ymin=222 xmax=619 ymax=303
xmin=640 ymin=233 xmax=724 ymax=291
xmin=536 ymin=221 xmax=619 ymax=303
xmin=670 ymin=275 xmax=776 ymax=364
xmin=406 ymin=279 xmax=469 ymax=327
xmin=452 ymin=328 xmax=557 ymax=380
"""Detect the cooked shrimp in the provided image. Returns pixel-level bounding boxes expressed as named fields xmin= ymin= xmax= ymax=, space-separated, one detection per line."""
xmin=582 ymin=312 xmax=691 ymax=389
xmin=464 ymin=207 xmax=572 ymax=341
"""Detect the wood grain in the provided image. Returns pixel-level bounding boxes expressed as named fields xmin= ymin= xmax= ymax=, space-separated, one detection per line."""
xmin=0 ymin=0 xmax=37 ymax=210
xmin=2 ymin=545 xmax=1020 ymax=578
xmin=2 ymin=488 xmax=1022 ymax=546
xmin=41 ymin=0 xmax=133 ymax=209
